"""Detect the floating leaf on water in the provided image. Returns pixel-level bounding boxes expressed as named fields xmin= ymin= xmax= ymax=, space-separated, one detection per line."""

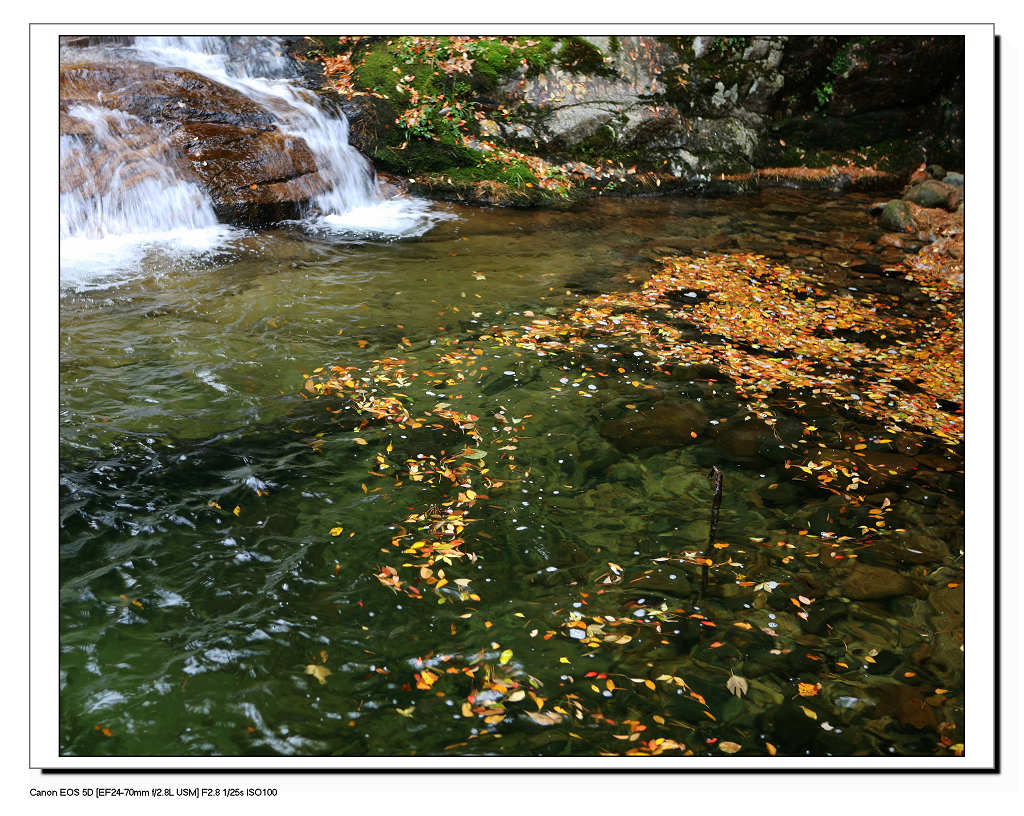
xmin=718 ymin=741 xmax=742 ymax=753
xmin=726 ymin=674 xmax=749 ymax=698
xmin=305 ymin=665 xmax=331 ymax=685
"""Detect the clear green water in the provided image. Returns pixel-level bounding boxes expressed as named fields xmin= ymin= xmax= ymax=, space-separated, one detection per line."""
xmin=59 ymin=191 xmax=965 ymax=757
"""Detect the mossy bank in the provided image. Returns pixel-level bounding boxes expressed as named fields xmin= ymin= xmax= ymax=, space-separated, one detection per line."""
xmin=291 ymin=34 xmax=964 ymax=207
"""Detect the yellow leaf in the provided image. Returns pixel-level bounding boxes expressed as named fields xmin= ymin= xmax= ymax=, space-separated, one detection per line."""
xmin=232 ymin=506 xmax=241 ymax=516
xmin=330 ymin=526 xmax=344 ymax=536
xmin=799 ymin=705 xmax=818 ymax=720
xmin=354 ymin=437 xmax=368 ymax=445
xmin=499 ymin=649 xmax=513 ymax=665
xmin=305 ymin=664 xmax=331 ymax=685
xmin=718 ymin=741 xmax=742 ymax=753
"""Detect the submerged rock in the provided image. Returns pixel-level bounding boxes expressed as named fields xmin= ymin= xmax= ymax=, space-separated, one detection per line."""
xmin=600 ymin=400 xmax=708 ymax=451
xmin=713 ymin=418 xmax=774 ymax=462
xmin=838 ymin=562 xmax=916 ymax=600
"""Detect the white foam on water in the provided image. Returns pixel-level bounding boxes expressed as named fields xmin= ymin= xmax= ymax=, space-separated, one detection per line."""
xmin=60 ymin=225 xmax=239 ymax=293
xmin=314 ymin=197 xmax=458 ymax=239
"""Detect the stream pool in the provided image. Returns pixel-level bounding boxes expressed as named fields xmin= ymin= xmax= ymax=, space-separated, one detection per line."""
xmin=58 ymin=190 xmax=966 ymax=758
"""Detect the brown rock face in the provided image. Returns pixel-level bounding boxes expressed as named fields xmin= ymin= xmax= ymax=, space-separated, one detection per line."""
xmin=60 ymin=60 xmax=330 ymax=226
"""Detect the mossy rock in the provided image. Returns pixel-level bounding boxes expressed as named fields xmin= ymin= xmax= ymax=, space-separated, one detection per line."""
xmin=879 ymin=199 xmax=916 ymax=232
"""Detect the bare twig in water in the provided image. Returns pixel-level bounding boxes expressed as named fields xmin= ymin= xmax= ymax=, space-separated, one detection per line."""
xmin=702 ymin=465 xmax=723 ymax=594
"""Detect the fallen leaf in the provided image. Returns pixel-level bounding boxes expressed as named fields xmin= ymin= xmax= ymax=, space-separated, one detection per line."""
xmin=305 ymin=664 xmax=331 ymax=685
xmin=726 ymin=674 xmax=749 ymax=698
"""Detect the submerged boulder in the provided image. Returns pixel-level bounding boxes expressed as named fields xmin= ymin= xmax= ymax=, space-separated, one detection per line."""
xmin=600 ymin=400 xmax=708 ymax=451
xmin=838 ymin=562 xmax=917 ymax=600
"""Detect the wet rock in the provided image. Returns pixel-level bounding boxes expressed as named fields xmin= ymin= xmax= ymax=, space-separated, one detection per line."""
xmin=943 ymin=172 xmax=965 ymax=186
xmin=903 ymin=179 xmax=956 ymax=209
xmin=838 ymin=562 xmax=916 ymax=601
xmin=945 ymin=186 xmax=964 ymax=211
xmin=925 ymin=164 xmax=946 ymax=180
xmin=879 ymin=199 xmax=916 ymax=232
xmin=600 ymin=400 xmax=708 ymax=451
xmin=875 ymin=232 xmax=904 ymax=249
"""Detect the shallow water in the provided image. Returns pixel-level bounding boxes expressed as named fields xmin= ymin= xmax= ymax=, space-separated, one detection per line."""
xmin=59 ymin=191 xmax=965 ymax=758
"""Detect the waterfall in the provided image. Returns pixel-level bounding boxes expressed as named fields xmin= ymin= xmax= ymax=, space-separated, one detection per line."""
xmin=130 ymin=36 xmax=382 ymax=217
xmin=61 ymin=105 xmax=221 ymax=239
xmin=59 ymin=35 xmax=451 ymax=289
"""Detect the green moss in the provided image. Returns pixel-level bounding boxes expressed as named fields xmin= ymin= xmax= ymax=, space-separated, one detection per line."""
xmin=441 ymin=158 xmax=539 ymax=187
xmin=556 ymin=37 xmax=608 ymax=74
xmin=372 ymin=141 xmax=481 ymax=175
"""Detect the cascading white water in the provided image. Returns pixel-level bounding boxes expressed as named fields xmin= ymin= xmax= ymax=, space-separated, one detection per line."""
xmin=130 ymin=36 xmax=383 ymax=219
xmin=61 ymin=105 xmax=222 ymax=239
xmin=59 ymin=103 xmax=236 ymax=290
xmin=60 ymin=35 xmax=453 ymax=290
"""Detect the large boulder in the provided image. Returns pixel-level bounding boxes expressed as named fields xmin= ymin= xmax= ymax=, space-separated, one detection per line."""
xmin=60 ymin=60 xmax=333 ymax=226
xmin=497 ymin=35 xmax=787 ymax=180
xmin=903 ymin=178 xmax=956 ymax=209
